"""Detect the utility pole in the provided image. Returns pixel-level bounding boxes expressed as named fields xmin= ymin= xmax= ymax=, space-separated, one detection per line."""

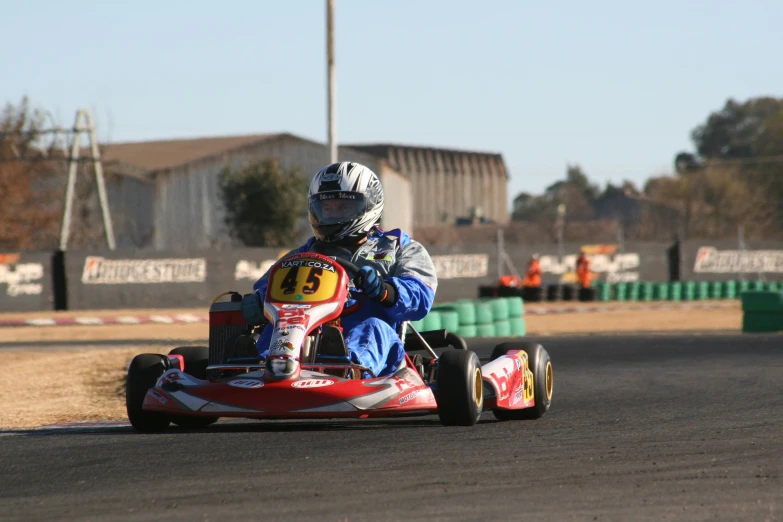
xmin=326 ymin=0 xmax=337 ymax=163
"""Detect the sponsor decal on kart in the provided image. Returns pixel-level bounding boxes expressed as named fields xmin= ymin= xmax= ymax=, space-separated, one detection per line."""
xmin=0 ymin=254 xmax=44 ymax=297
xmin=148 ymin=389 xmax=168 ymax=404
xmin=81 ymin=256 xmax=206 ymax=284
xmin=512 ymin=385 xmax=524 ymax=406
xmin=399 ymin=389 xmax=422 ymax=404
xmin=228 ymin=379 xmax=265 ymax=389
xmin=276 ymin=307 xmax=310 ymax=330
xmin=292 ymin=379 xmax=335 ymax=389
xmin=280 ymin=259 xmax=336 ymax=272
xmin=156 ymin=370 xmax=199 ymax=388
xmin=270 ymin=339 xmax=296 ymax=354
xmin=281 ymin=303 xmax=312 ymax=309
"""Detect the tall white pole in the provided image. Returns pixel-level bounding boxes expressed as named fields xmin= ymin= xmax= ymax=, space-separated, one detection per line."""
xmin=327 ymin=0 xmax=337 ymax=163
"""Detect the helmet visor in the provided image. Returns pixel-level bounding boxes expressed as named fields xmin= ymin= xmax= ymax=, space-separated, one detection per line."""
xmin=308 ymin=192 xmax=368 ymax=226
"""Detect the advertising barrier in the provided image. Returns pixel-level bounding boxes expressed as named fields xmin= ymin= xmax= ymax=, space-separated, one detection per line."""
xmin=0 ymin=251 xmax=55 ymax=312
xmin=6 ymin=239 xmax=783 ymax=312
xmin=680 ymin=240 xmax=783 ymax=282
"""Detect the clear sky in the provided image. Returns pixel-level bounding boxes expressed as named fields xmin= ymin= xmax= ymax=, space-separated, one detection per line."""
xmin=2 ymin=0 xmax=781 ymax=202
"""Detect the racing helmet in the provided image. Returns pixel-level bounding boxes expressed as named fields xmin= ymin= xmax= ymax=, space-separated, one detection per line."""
xmin=308 ymin=162 xmax=384 ymax=243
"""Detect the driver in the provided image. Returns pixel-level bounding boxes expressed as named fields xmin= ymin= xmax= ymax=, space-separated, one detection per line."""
xmin=240 ymin=161 xmax=438 ymax=377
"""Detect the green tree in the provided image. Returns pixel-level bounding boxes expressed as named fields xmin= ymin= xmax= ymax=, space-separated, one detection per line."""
xmin=218 ymin=159 xmax=308 ymax=247
xmin=691 ymin=97 xmax=783 ymax=159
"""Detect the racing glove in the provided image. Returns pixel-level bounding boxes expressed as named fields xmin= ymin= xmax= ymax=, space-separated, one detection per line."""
xmin=358 ymin=265 xmax=397 ymax=306
xmin=240 ymin=291 xmax=265 ymax=325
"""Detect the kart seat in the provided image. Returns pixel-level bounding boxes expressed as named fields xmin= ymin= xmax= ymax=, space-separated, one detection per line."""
xmin=314 ymin=324 xmax=352 ymax=378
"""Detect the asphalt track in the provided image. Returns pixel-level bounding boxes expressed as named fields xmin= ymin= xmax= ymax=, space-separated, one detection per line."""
xmin=1 ymin=333 xmax=781 ymax=521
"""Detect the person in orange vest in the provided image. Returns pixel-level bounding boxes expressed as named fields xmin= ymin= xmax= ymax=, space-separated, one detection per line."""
xmin=576 ymin=249 xmax=591 ymax=289
xmin=522 ymin=254 xmax=541 ymax=288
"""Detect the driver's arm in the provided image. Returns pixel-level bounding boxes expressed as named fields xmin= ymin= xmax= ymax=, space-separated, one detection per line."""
xmin=381 ymin=240 xmax=438 ymax=323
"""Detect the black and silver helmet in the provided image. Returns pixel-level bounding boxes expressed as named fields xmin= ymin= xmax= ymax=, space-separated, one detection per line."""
xmin=308 ymin=162 xmax=384 ymax=243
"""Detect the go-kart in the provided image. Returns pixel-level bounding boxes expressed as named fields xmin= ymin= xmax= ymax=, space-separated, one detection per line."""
xmin=125 ymin=252 xmax=554 ymax=432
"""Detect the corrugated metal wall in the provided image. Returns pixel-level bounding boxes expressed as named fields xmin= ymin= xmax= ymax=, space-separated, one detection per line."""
xmin=150 ymin=135 xmax=411 ymax=251
xmin=354 ymin=145 xmax=509 ymax=226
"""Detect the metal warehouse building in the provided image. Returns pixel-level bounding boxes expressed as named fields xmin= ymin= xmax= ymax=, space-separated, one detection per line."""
xmin=100 ymin=133 xmax=509 ymax=251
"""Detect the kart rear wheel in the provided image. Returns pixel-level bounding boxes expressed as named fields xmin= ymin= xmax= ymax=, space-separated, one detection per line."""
xmin=168 ymin=346 xmax=218 ymax=428
xmin=491 ymin=342 xmax=553 ymax=421
xmin=126 ymin=354 xmax=171 ymax=433
xmin=436 ymin=350 xmax=483 ymax=426
xmin=169 ymin=346 xmax=209 ymax=379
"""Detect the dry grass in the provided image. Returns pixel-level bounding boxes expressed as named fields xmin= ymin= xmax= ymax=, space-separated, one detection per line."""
xmin=0 ymin=347 xmax=143 ymax=428
xmin=0 ymin=304 xmax=743 ymax=429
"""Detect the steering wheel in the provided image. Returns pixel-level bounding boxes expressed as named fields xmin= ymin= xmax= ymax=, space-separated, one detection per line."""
xmin=334 ymin=257 xmax=362 ymax=286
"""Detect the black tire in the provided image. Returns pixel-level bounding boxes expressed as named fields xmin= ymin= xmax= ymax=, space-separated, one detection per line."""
xmin=522 ymin=286 xmax=544 ymax=302
xmin=170 ymin=415 xmax=218 ymax=429
xmin=578 ymin=287 xmax=596 ymax=302
xmin=490 ymin=341 xmax=553 ymax=421
xmin=168 ymin=346 xmax=209 ymax=379
xmin=436 ymin=350 xmax=483 ymax=426
xmin=168 ymin=346 xmax=218 ymax=428
xmin=561 ymin=284 xmax=576 ymax=301
xmin=478 ymin=285 xmax=497 ymax=298
xmin=126 ymin=354 xmax=171 ymax=433
xmin=546 ymin=284 xmax=562 ymax=302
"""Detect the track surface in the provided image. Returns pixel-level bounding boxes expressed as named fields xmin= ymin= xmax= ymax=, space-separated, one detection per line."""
xmin=1 ymin=333 xmax=781 ymax=521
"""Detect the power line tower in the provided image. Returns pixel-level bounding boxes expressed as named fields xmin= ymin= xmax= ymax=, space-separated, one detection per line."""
xmin=59 ymin=109 xmax=116 ymax=251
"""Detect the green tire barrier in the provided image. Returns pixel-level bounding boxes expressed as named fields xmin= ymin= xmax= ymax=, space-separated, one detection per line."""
xmin=506 ymin=296 xmax=524 ymax=317
xmin=640 ymin=282 xmax=654 ymax=301
xmin=596 ymin=282 xmax=612 ymax=301
xmin=710 ymin=281 xmax=724 ymax=300
xmin=476 ymin=323 xmax=496 ymax=337
xmin=653 ymin=283 xmax=669 ymax=300
xmin=668 ymin=282 xmax=682 ymax=301
xmin=480 ymin=297 xmax=510 ymax=321
xmin=739 ymin=281 xmax=751 ymax=294
xmin=453 ymin=301 xmax=476 ymax=325
xmin=627 ymin=282 xmax=640 ymax=302
xmin=766 ymin=281 xmax=780 ymax=292
xmin=696 ymin=281 xmax=710 ymax=300
xmin=437 ymin=309 xmax=460 ymax=332
xmin=474 ymin=302 xmax=494 ymax=325
xmin=741 ymin=291 xmax=783 ymax=333
xmin=743 ymin=313 xmax=783 ymax=332
xmin=494 ymin=320 xmax=511 ymax=336
xmin=457 ymin=325 xmax=478 ymax=338
xmin=683 ymin=281 xmax=696 ymax=301
xmin=724 ymin=280 xmax=737 ymax=299
xmin=741 ymin=291 xmax=783 ymax=312
xmin=614 ymin=282 xmax=627 ymax=301
xmin=509 ymin=317 xmax=526 ymax=336
xmin=421 ymin=311 xmax=442 ymax=331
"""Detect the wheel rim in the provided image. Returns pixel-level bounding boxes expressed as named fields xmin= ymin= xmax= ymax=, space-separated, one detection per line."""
xmin=545 ymin=361 xmax=553 ymax=401
xmin=473 ymin=367 xmax=483 ymax=408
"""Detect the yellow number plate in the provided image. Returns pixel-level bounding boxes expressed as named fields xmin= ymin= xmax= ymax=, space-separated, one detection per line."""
xmin=268 ymin=263 xmax=340 ymax=303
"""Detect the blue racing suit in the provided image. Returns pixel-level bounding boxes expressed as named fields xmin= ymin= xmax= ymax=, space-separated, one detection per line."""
xmin=252 ymin=228 xmax=438 ymax=377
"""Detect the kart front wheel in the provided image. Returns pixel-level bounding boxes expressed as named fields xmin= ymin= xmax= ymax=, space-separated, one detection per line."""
xmin=436 ymin=350 xmax=483 ymax=426
xmin=126 ymin=354 xmax=171 ymax=433
xmin=491 ymin=342 xmax=553 ymax=421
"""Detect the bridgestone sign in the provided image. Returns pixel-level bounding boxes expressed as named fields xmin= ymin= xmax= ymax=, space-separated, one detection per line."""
xmin=81 ymin=256 xmax=207 ymax=284
xmin=432 ymin=254 xmax=488 ymax=279
xmin=693 ymin=247 xmax=783 ymax=273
